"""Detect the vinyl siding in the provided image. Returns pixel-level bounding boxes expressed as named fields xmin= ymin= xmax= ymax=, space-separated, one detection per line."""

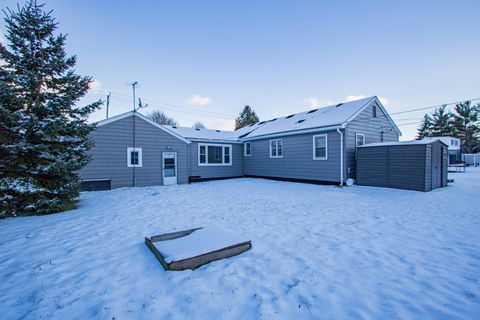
xmin=188 ymin=142 xmax=243 ymax=179
xmin=345 ymin=102 xmax=399 ymax=178
xmin=243 ymin=130 xmax=341 ymax=183
xmin=79 ymin=115 xmax=189 ymax=188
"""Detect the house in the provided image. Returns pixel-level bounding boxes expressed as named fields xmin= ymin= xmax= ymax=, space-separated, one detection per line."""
xmin=423 ymin=136 xmax=461 ymax=164
xmin=79 ymin=96 xmax=401 ymax=190
xmin=356 ymin=139 xmax=448 ymax=191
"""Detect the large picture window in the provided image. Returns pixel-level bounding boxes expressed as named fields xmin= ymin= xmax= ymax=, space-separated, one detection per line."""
xmin=313 ymin=134 xmax=327 ymax=160
xmin=270 ymin=139 xmax=283 ymax=158
xmin=127 ymin=147 xmax=142 ymax=167
xmin=198 ymin=143 xmax=232 ymax=166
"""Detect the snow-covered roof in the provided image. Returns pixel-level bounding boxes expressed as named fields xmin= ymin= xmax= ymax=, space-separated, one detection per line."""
xmin=236 ymin=96 xmax=401 ymax=140
xmin=361 ymin=139 xmax=448 ymax=148
xmin=423 ymin=136 xmax=461 ymax=150
xmin=163 ymin=126 xmax=239 ymax=142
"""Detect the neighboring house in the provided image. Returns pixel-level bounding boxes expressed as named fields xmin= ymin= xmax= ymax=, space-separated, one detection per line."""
xmin=79 ymin=96 xmax=401 ymax=190
xmin=423 ymin=136 xmax=461 ymax=164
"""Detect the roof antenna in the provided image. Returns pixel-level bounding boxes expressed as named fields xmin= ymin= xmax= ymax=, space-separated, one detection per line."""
xmin=128 ymin=81 xmax=139 ymax=112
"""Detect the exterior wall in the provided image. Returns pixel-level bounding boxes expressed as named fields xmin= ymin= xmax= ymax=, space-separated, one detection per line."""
xmin=188 ymin=141 xmax=243 ymax=179
xmin=243 ymin=130 xmax=342 ymax=183
xmin=79 ymin=116 xmax=189 ymax=188
xmin=345 ymin=102 xmax=399 ymax=178
xmin=357 ymin=145 xmax=428 ymax=191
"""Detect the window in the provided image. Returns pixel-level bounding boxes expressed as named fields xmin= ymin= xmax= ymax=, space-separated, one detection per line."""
xmin=198 ymin=143 xmax=232 ymax=166
xmin=127 ymin=147 xmax=142 ymax=167
xmin=356 ymin=133 xmax=365 ymax=147
xmin=270 ymin=139 xmax=283 ymax=158
xmin=244 ymin=142 xmax=251 ymax=156
xmin=313 ymin=134 xmax=328 ymax=160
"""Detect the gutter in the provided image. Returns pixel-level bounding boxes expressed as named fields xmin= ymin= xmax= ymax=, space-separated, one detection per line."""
xmin=337 ymin=126 xmax=345 ymax=187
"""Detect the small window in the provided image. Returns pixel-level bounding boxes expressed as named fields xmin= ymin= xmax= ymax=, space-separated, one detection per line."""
xmin=380 ymin=131 xmax=384 ymax=142
xmin=244 ymin=142 xmax=251 ymax=156
xmin=198 ymin=144 xmax=232 ymax=166
xmin=356 ymin=134 xmax=365 ymax=147
xmin=373 ymin=105 xmax=377 ymax=117
xmin=127 ymin=147 xmax=142 ymax=167
xmin=313 ymin=134 xmax=328 ymax=160
xmin=270 ymin=139 xmax=283 ymax=158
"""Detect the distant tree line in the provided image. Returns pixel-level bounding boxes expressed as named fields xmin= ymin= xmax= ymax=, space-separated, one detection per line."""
xmin=417 ymin=101 xmax=480 ymax=153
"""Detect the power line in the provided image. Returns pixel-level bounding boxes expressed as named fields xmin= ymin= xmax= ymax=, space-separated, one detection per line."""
xmin=390 ymin=98 xmax=480 ymax=115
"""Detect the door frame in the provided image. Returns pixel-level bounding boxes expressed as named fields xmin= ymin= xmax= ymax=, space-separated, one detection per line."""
xmin=162 ymin=152 xmax=177 ymax=185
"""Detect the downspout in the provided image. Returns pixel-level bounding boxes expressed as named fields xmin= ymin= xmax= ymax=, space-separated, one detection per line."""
xmin=337 ymin=127 xmax=344 ymax=186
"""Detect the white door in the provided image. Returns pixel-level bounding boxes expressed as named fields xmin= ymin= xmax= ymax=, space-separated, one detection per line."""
xmin=162 ymin=152 xmax=177 ymax=185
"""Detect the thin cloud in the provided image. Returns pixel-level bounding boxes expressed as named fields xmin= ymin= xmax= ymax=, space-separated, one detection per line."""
xmin=89 ymin=79 xmax=103 ymax=93
xmin=304 ymin=97 xmax=333 ymax=108
xmin=205 ymin=118 xmax=235 ymax=131
xmin=186 ymin=94 xmax=212 ymax=106
xmin=345 ymin=94 xmax=390 ymax=106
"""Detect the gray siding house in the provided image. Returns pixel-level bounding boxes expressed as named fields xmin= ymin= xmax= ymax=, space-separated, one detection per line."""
xmin=80 ymin=96 xmax=403 ymax=189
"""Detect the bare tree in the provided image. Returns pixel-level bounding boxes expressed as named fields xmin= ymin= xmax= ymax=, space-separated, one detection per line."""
xmin=148 ymin=110 xmax=177 ymax=126
xmin=193 ymin=121 xmax=206 ymax=129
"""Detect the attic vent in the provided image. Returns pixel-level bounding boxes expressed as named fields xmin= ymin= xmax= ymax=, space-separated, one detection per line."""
xmin=216 ymin=130 xmax=221 ymax=132
xmin=307 ymin=109 xmax=318 ymax=114
xmin=286 ymin=114 xmax=295 ymax=119
xmin=258 ymin=121 xmax=267 ymax=125
xmin=295 ymin=119 xmax=306 ymax=124
xmin=336 ymin=103 xmax=343 ymax=108
xmin=195 ymin=128 xmax=200 ymax=131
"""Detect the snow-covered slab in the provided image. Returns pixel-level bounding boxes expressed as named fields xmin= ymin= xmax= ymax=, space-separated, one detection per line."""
xmin=145 ymin=227 xmax=251 ymax=270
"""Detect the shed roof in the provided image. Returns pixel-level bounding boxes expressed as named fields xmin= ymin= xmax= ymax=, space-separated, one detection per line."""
xmin=361 ymin=139 xmax=448 ymax=148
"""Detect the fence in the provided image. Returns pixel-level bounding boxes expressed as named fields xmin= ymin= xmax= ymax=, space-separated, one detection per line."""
xmin=462 ymin=153 xmax=480 ymax=166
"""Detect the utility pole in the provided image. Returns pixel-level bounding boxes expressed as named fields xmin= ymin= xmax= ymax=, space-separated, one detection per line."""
xmin=130 ymin=81 xmax=138 ymax=112
xmin=106 ymin=92 xmax=111 ymax=119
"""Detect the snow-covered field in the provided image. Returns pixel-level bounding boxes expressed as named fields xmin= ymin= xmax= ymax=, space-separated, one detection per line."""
xmin=1 ymin=170 xmax=480 ymax=320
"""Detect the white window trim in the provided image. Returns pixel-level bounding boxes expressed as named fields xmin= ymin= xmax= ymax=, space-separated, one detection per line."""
xmin=127 ymin=147 xmax=142 ymax=167
xmin=269 ymin=139 xmax=283 ymax=158
xmin=313 ymin=134 xmax=328 ymax=160
xmin=198 ymin=143 xmax=233 ymax=166
xmin=244 ymin=142 xmax=251 ymax=156
xmin=356 ymin=133 xmax=365 ymax=147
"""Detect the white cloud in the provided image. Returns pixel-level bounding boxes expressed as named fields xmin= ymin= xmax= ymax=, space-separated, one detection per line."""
xmin=0 ymin=28 xmax=6 ymax=45
xmin=304 ymin=97 xmax=333 ymax=108
xmin=205 ymin=118 xmax=235 ymax=131
xmin=345 ymin=94 xmax=390 ymax=106
xmin=89 ymin=79 xmax=103 ymax=93
xmin=186 ymin=94 xmax=212 ymax=106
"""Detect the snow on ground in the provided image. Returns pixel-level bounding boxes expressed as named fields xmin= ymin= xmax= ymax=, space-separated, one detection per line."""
xmin=1 ymin=170 xmax=480 ymax=319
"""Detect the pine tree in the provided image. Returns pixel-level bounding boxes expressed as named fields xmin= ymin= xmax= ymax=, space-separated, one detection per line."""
xmin=416 ymin=114 xmax=433 ymax=140
xmin=148 ymin=110 xmax=177 ymax=126
xmin=429 ymin=105 xmax=455 ymax=136
xmin=192 ymin=121 xmax=206 ymax=129
xmin=0 ymin=1 xmax=101 ymax=217
xmin=235 ymin=105 xmax=259 ymax=130
xmin=453 ymin=101 xmax=480 ymax=153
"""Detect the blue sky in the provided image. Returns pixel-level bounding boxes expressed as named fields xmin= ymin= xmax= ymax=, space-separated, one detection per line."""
xmin=1 ymin=0 xmax=479 ymax=139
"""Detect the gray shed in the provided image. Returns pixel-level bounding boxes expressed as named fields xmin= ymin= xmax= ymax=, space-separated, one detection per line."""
xmin=356 ymin=140 xmax=448 ymax=191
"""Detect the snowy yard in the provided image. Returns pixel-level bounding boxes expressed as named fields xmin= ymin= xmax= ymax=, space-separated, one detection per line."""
xmin=1 ymin=170 xmax=480 ymax=320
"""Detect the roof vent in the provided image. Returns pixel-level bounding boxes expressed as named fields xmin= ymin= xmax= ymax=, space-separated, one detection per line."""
xmin=195 ymin=128 xmax=200 ymax=131
xmin=286 ymin=114 xmax=295 ymax=119
xmin=269 ymin=118 xmax=277 ymax=122
xmin=258 ymin=121 xmax=267 ymax=125
xmin=172 ymin=126 xmax=177 ymax=129
xmin=336 ymin=103 xmax=343 ymax=108
xmin=216 ymin=130 xmax=221 ymax=132
xmin=295 ymin=119 xmax=306 ymax=124
xmin=307 ymin=109 xmax=318 ymax=114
